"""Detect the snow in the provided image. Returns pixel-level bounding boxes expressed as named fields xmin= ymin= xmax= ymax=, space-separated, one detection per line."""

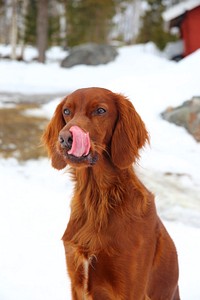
xmin=0 ymin=43 xmax=200 ymax=299
xmin=163 ymin=0 xmax=200 ymax=22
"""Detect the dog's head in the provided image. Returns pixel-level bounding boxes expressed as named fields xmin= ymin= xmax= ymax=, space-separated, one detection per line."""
xmin=43 ymin=87 xmax=149 ymax=169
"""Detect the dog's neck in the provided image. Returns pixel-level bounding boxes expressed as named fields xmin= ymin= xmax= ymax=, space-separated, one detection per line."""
xmin=63 ymin=158 xmax=153 ymax=256
xmin=71 ymin=156 xmax=132 ymax=190
xmin=69 ymin=157 xmax=150 ymax=221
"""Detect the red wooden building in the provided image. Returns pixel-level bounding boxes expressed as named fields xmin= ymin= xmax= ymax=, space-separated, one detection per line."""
xmin=163 ymin=0 xmax=200 ymax=57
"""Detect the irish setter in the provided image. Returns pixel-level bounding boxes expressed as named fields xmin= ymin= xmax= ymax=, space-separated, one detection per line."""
xmin=43 ymin=87 xmax=180 ymax=300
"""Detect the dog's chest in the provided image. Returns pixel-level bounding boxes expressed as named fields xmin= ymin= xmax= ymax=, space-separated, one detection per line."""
xmin=82 ymin=257 xmax=89 ymax=298
xmin=64 ymin=240 xmax=95 ymax=299
xmin=77 ymin=252 xmax=95 ymax=300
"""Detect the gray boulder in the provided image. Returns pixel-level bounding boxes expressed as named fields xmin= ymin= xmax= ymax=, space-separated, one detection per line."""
xmin=161 ymin=96 xmax=200 ymax=142
xmin=61 ymin=43 xmax=118 ymax=68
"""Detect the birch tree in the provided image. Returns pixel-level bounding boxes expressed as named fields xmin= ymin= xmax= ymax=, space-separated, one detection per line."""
xmin=10 ymin=0 xmax=18 ymax=60
xmin=36 ymin=0 xmax=48 ymax=63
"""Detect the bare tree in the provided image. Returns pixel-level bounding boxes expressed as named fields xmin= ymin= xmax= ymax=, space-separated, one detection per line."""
xmin=10 ymin=0 xmax=18 ymax=60
xmin=19 ymin=0 xmax=29 ymax=59
xmin=36 ymin=0 xmax=48 ymax=63
xmin=0 ymin=2 xmax=8 ymax=44
xmin=112 ymin=0 xmax=141 ymax=44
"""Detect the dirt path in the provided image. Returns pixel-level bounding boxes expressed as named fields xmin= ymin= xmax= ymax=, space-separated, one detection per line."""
xmin=0 ymin=93 xmax=65 ymax=160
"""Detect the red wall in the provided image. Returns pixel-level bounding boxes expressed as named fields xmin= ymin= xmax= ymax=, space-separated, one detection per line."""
xmin=181 ymin=6 xmax=200 ymax=56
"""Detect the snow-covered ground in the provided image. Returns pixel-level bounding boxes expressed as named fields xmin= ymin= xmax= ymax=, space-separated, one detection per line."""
xmin=0 ymin=43 xmax=200 ymax=299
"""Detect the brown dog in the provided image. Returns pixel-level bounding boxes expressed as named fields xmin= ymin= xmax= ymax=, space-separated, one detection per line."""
xmin=43 ymin=87 xmax=180 ymax=300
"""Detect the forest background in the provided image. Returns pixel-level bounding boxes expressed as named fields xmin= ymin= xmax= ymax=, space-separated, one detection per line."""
xmin=0 ymin=0 xmax=181 ymax=63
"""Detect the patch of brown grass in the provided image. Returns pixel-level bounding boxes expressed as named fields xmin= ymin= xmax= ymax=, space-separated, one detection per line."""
xmin=0 ymin=103 xmax=48 ymax=161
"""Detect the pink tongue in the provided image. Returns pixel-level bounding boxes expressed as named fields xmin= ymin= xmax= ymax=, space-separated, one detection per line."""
xmin=68 ymin=126 xmax=90 ymax=157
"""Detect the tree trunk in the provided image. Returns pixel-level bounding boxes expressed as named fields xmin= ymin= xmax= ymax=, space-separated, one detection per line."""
xmin=36 ymin=0 xmax=48 ymax=63
xmin=19 ymin=0 xmax=29 ymax=60
xmin=10 ymin=0 xmax=18 ymax=60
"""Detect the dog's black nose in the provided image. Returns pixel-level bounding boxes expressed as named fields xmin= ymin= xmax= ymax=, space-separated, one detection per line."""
xmin=59 ymin=132 xmax=73 ymax=150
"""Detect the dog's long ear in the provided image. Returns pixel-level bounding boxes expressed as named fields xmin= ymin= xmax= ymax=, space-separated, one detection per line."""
xmin=111 ymin=94 xmax=149 ymax=169
xmin=42 ymin=99 xmax=67 ymax=170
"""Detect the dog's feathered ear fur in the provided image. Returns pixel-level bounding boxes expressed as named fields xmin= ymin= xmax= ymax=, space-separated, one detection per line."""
xmin=42 ymin=99 xmax=67 ymax=170
xmin=111 ymin=94 xmax=149 ymax=169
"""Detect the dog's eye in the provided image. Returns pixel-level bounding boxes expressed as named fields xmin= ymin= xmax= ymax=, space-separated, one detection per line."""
xmin=63 ymin=108 xmax=71 ymax=116
xmin=96 ymin=108 xmax=106 ymax=115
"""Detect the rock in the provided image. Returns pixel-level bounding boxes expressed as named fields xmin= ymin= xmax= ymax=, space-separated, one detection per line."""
xmin=161 ymin=96 xmax=200 ymax=142
xmin=61 ymin=43 xmax=118 ymax=68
